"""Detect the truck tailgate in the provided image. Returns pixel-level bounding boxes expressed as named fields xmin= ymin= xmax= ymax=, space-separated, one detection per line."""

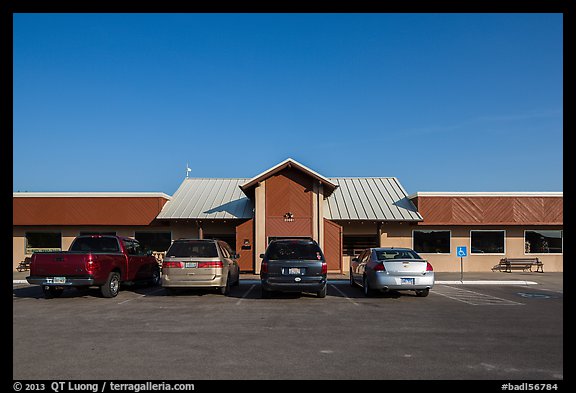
xmin=30 ymin=252 xmax=90 ymax=276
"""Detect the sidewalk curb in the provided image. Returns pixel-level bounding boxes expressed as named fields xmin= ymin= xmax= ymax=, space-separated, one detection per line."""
xmin=436 ymin=280 xmax=538 ymax=285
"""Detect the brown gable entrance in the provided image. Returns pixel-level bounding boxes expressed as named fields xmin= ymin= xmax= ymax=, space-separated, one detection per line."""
xmin=265 ymin=167 xmax=314 ymax=238
xmin=238 ymin=158 xmax=343 ymax=273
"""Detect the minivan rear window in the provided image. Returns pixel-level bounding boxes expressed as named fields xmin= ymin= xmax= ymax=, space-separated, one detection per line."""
xmin=166 ymin=241 xmax=218 ymax=258
xmin=266 ymin=241 xmax=323 ymax=260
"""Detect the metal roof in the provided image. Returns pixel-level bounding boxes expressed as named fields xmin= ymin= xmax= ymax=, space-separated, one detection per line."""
xmin=324 ymin=178 xmax=422 ymax=221
xmin=158 ymin=176 xmax=420 ymax=221
xmin=157 ymin=178 xmax=253 ymax=220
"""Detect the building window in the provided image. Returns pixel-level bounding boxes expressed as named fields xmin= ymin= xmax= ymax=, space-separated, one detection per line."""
xmin=413 ymin=230 xmax=451 ymax=254
xmin=470 ymin=230 xmax=505 ymax=254
xmin=204 ymin=234 xmax=236 ymax=252
xmin=343 ymin=235 xmax=378 ymax=256
xmin=524 ymin=230 xmax=562 ymax=254
xmin=134 ymin=232 xmax=172 ymax=252
xmin=25 ymin=232 xmax=62 ymax=254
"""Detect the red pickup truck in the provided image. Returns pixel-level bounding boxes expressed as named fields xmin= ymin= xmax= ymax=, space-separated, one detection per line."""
xmin=27 ymin=235 xmax=161 ymax=298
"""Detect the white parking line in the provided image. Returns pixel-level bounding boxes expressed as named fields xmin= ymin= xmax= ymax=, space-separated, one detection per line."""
xmin=329 ymin=284 xmax=359 ymax=306
xmin=431 ymin=285 xmax=523 ymax=306
xmin=117 ymin=288 xmax=164 ymax=305
xmin=236 ymin=284 xmax=256 ymax=305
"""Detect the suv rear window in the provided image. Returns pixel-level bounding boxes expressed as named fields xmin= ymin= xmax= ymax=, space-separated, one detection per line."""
xmin=266 ymin=240 xmax=323 ymax=260
xmin=166 ymin=241 xmax=218 ymax=258
xmin=69 ymin=237 xmax=120 ymax=253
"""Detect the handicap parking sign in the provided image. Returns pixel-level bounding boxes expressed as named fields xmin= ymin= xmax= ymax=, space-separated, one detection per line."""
xmin=456 ymin=246 xmax=467 ymax=257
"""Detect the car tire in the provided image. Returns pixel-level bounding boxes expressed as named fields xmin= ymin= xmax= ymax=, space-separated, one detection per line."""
xmin=363 ymin=276 xmax=375 ymax=297
xmin=43 ymin=286 xmax=64 ymax=299
xmin=415 ymin=288 xmax=430 ymax=297
xmin=349 ymin=268 xmax=358 ymax=288
xmin=149 ymin=266 xmax=161 ymax=287
xmin=101 ymin=272 xmax=120 ymax=298
xmin=220 ymin=274 xmax=231 ymax=296
xmin=317 ymin=284 xmax=327 ymax=298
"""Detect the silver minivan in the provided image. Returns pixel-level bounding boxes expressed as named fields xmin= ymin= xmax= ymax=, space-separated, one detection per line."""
xmin=162 ymin=239 xmax=240 ymax=296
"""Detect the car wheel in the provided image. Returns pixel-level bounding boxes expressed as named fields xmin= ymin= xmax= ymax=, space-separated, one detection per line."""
xmin=220 ymin=274 xmax=231 ymax=296
xmin=317 ymin=284 xmax=327 ymax=298
xmin=149 ymin=266 xmax=161 ymax=287
xmin=415 ymin=288 xmax=430 ymax=297
xmin=363 ymin=276 xmax=374 ymax=297
xmin=101 ymin=272 xmax=120 ymax=298
xmin=43 ymin=286 xmax=63 ymax=299
xmin=349 ymin=268 xmax=358 ymax=288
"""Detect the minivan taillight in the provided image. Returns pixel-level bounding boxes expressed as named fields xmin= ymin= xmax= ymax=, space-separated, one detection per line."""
xmin=373 ymin=263 xmax=386 ymax=272
xmin=426 ymin=262 xmax=434 ymax=271
xmin=261 ymin=261 xmax=268 ymax=274
xmin=162 ymin=261 xmax=183 ymax=269
xmin=321 ymin=261 xmax=328 ymax=275
xmin=198 ymin=261 xmax=223 ymax=268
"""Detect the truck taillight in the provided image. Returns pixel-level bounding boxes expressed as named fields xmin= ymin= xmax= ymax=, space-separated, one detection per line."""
xmin=162 ymin=261 xmax=183 ymax=269
xmin=426 ymin=262 xmax=434 ymax=271
xmin=198 ymin=261 xmax=223 ymax=268
xmin=86 ymin=258 xmax=98 ymax=274
xmin=373 ymin=263 xmax=386 ymax=271
xmin=321 ymin=261 xmax=328 ymax=274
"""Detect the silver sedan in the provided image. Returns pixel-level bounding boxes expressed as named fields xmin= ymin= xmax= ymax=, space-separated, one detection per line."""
xmin=350 ymin=247 xmax=434 ymax=297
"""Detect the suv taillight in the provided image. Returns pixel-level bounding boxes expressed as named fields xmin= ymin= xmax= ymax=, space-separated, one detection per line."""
xmin=261 ymin=261 xmax=268 ymax=274
xmin=321 ymin=261 xmax=328 ymax=274
xmin=162 ymin=261 xmax=183 ymax=269
xmin=426 ymin=262 xmax=434 ymax=271
xmin=373 ymin=263 xmax=386 ymax=271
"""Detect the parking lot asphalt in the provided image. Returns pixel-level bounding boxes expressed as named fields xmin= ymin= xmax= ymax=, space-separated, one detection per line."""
xmin=13 ymin=272 xmax=563 ymax=380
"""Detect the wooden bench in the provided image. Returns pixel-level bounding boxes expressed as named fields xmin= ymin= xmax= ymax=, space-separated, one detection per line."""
xmin=16 ymin=257 xmax=32 ymax=272
xmin=493 ymin=257 xmax=543 ymax=273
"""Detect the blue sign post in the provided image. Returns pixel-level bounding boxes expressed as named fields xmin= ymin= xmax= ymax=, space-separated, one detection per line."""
xmin=456 ymin=246 xmax=467 ymax=282
xmin=457 ymin=246 xmax=467 ymax=257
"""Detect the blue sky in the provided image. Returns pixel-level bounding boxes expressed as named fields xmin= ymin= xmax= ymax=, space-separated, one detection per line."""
xmin=13 ymin=13 xmax=563 ymax=195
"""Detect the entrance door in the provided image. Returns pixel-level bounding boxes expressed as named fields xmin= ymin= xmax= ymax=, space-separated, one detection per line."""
xmin=235 ymin=219 xmax=254 ymax=272
xmin=323 ymin=219 xmax=342 ymax=272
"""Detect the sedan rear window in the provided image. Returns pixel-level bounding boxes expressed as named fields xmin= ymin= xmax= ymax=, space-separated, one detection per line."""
xmin=266 ymin=241 xmax=323 ymax=260
xmin=376 ymin=249 xmax=422 ymax=260
xmin=166 ymin=241 xmax=218 ymax=258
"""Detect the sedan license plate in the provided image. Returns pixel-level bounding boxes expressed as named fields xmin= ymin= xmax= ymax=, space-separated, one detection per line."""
xmin=401 ymin=278 xmax=414 ymax=285
xmin=185 ymin=262 xmax=197 ymax=268
xmin=53 ymin=277 xmax=66 ymax=284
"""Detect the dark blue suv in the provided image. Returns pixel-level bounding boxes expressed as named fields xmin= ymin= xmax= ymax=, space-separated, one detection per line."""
xmin=260 ymin=238 xmax=327 ymax=298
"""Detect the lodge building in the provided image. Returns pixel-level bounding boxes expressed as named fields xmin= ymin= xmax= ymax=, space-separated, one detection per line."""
xmin=13 ymin=158 xmax=563 ymax=273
